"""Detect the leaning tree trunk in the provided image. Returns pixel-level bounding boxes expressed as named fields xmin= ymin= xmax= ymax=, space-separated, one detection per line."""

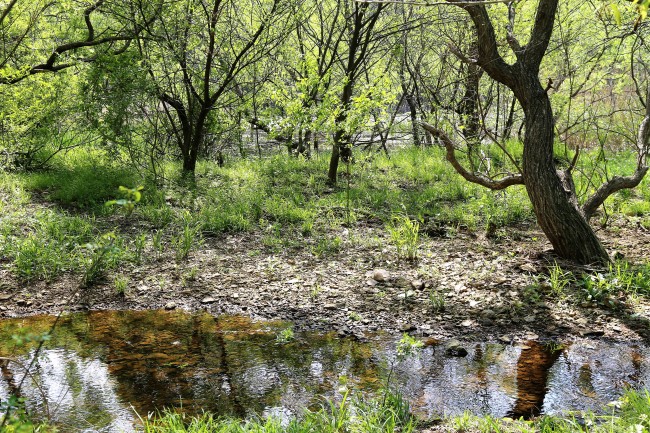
xmin=518 ymin=80 xmax=608 ymax=264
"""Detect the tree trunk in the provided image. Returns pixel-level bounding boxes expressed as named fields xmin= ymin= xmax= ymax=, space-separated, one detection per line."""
xmin=405 ymin=91 xmax=421 ymax=147
xmin=517 ymin=77 xmax=608 ymax=264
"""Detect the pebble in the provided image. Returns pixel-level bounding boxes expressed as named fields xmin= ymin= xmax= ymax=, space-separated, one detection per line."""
xmin=445 ymin=339 xmax=468 ymax=357
xmin=201 ymin=297 xmax=217 ymax=304
xmin=164 ymin=302 xmax=176 ymax=310
xmin=411 ymin=280 xmax=425 ymax=290
xmin=372 ymin=269 xmax=390 ymax=282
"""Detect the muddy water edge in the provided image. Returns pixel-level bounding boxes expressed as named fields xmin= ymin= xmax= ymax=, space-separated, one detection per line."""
xmin=0 ymin=310 xmax=648 ymax=432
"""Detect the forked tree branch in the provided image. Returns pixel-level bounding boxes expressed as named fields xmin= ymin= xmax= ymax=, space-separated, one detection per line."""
xmin=421 ymin=121 xmax=524 ymax=190
xmin=582 ymin=111 xmax=650 ymax=220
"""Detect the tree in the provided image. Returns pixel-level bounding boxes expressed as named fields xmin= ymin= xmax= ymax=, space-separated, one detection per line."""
xmin=0 ymin=0 xmax=155 ymax=85
xmin=421 ymin=0 xmax=649 ymax=264
xmin=327 ymin=0 xmax=387 ymax=184
xmin=135 ymin=0 xmax=291 ymax=174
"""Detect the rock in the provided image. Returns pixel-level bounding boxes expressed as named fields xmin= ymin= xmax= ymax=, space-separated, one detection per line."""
xmin=580 ymin=330 xmax=605 ymax=337
xmin=372 ymin=269 xmax=390 ymax=282
xmin=0 ymin=294 xmax=12 ymax=301
xmin=460 ymin=319 xmax=474 ymax=327
xmin=16 ymin=299 xmax=26 ymax=306
xmin=481 ymin=309 xmax=497 ymax=319
xmin=424 ymin=337 xmax=441 ymax=346
xmin=366 ymin=279 xmax=378 ymax=286
xmin=523 ymin=315 xmax=536 ymax=323
xmin=499 ymin=335 xmax=511 ymax=344
xmin=324 ymin=303 xmax=338 ymax=310
xmin=201 ymin=297 xmax=217 ymax=304
xmin=445 ymin=339 xmax=468 ymax=357
xmin=411 ymin=280 xmax=425 ymax=290
xmin=494 ymin=276 xmax=508 ymax=285
xmin=164 ymin=302 xmax=176 ymax=310
xmin=519 ymin=263 xmax=537 ymax=273
xmin=396 ymin=290 xmax=416 ymax=301
xmin=399 ymin=323 xmax=417 ymax=333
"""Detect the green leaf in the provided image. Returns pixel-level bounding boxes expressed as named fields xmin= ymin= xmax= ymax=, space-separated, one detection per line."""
xmin=611 ymin=4 xmax=621 ymax=25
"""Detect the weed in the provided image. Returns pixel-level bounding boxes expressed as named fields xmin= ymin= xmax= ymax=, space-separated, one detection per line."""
xmin=133 ymin=233 xmax=147 ymax=264
xmin=348 ymin=311 xmax=362 ymax=321
xmin=172 ymin=213 xmax=203 ymax=261
xmin=275 ymin=327 xmax=295 ymax=344
xmin=114 ymin=275 xmax=129 ymax=295
xmin=428 ymin=289 xmax=446 ymax=312
xmin=152 ymin=230 xmax=164 ymax=255
xmin=312 ymin=236 xmax=342 ymax=257
xmin=82 ymin=232 xmax=120 ymax=287
xmin=387 ymin=212 xmax=419 ymax=261
xmin=547 ymin=262 xmax=573 ymax=298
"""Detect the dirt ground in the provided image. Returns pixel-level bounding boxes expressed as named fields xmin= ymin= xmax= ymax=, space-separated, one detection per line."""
xmin=1 ymin=215 xmax=649 ymax=345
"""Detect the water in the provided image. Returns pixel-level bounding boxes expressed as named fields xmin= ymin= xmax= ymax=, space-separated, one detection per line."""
xmin=0 ymin=310 xmax=647 ymax=432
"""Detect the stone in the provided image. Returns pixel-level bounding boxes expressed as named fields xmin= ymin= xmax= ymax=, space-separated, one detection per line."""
xmin=164 ymin=302 xmax=176 ymax=310
xmin=445 ymin=339 xmax=468 ymax=357
xmin=324 ymin=303 xmax=338 ymax=310
xmin=396 ymin=290 xmax=416 ymax=301
xmin=520 ymin=263 xmax=537 ymax=272
xmin=0 ymin=294 xmax=12 ymax=301
xmin=481 ymin=309 xmax=497 ymax=319
xmin=411 ymin=280 xmax=425 ymax=290
xmin=372 ymin=269 xmax=390 ymax=282
xmin=499 ymin=335 xmax=511 ymax=344
xmin=399 ymin=323 xmax=417 ymax=332
xmin=201 ymin=297 xmax=217 ymax=304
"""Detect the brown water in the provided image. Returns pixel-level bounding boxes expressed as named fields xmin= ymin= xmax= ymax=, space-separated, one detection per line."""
xmin=0 ymin=310 xmax=647 ymax=432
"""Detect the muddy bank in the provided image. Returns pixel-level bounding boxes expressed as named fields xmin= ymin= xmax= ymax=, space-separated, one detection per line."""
xmin=1 ymin=219 xmax=649 ymax=344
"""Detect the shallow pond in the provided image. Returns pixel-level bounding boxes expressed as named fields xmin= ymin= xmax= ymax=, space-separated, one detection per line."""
xmin=0 ymin=310 xmax=647 ymax=432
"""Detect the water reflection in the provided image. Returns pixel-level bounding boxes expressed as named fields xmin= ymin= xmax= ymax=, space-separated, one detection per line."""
xmin=0 ymin=310 xmax=647 ymax=432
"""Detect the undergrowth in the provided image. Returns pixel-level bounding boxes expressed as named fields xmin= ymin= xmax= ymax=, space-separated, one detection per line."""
xmin=140 ymin=389 xmax=650 ymax=433
xmin=0 ymin=143 xmax=647 ymax=284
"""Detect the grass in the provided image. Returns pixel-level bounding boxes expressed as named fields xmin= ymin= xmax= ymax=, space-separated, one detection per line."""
xmin=138 ymin=388 xmax=650 ymax=433
xmin=447 ymin=389 xmax=650 ymax=433
xmin=142 ymin=388 xmax=415 ymax=433
xmin=0 ymin=143 xmax=646 ymax=286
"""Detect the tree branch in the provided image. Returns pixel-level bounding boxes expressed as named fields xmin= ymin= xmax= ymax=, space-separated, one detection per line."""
xmin=582 ymin=110 xmax=650 ymax=220
xmin=421 ymin=121 xmax=524 ymax=190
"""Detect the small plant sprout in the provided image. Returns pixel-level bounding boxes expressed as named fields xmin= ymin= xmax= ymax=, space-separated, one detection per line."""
xmin=396 ymin=333 xmax=424 ymax=361
xmin=428 ymin=289 xmax=445 ymax=312
xmin=348 ymin=311 xmax=362 ymax=321
xmin=387 ymin=211 xmax=419 ymax=261
xmin=114 ymin=275 xmax=129 ymax=295
xmin=106 ymin=185 xmax=144 ymax=216
xmin=276 ymin=326 xmax=295 ymax=344
xmin=548 ymin=262 xmax=573 ymax=298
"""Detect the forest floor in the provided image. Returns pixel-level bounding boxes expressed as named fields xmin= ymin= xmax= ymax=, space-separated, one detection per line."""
xmin=2 ymin=212 xmax=650 ymax=346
